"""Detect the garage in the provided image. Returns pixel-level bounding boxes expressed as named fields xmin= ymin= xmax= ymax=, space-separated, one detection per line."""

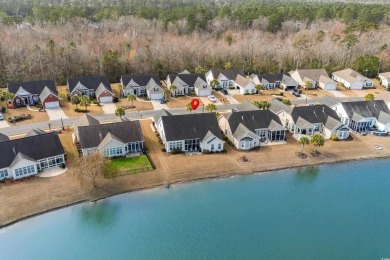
xmin=99 ymin=96 xmax=113 ymax=103
xmin=150 ymin=93 xmax=163 ymax=100
xmin=44 ymin=101 xmax=60 ymax=108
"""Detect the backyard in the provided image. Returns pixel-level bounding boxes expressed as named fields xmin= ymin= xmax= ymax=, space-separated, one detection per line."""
xmin=104 ymin=155 xmax=154 ymax=178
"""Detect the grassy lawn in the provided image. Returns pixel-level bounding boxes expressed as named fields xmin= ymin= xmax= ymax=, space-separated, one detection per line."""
xmin=104 ymin=155 xmax=153 ymax=178
xmin=58 ymin=131 xmax=79 ymax=163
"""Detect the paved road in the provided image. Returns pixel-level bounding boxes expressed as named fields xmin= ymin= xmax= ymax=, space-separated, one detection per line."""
xmin=0 ymin=104 xmax=239 ymax=137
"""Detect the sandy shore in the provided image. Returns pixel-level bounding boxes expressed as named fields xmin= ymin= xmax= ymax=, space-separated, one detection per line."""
xmin=1 ymin=119 xmax=390 ymax=228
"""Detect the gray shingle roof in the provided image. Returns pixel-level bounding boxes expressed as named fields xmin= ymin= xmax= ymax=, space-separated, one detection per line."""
xmin=25 ymin=128 xmax=46 ymax=137
xmin=269 ymin=100 xmax=293 ymax=114
xmin=290 ymin=105 xmax=341 ymax=126
xmin=376 ymin=91 xmax=390 ymax=103
xmin=291 ymin=69 xmax=330 ymax=82
xmin=153 ymin=109 xmax=172 ymax=123
xmin=0 ymin=133 xmax=64 ymax=169
xmin=210 ymin=69 xmax=245 ymax=80
xmin=77 ymin=121 xmax=144 ymax=149
xmin=0 ymin=133 xmax=10 ymax=142
xmin=68 ymin=76 xmax=112 ymax=93
xmin=7 ymin=80 xmax=57 ymax=95
xmin=168 ymin=73 xmax=207 ymax=87
xmin=341 ymin=100 xmax=390 ymax=120
xmin=378 ymin=111 xmax=390 ymax=124
xmin=318 ymin=95 xmax=341 ymax=107
xmin=226 ymin=110 xmax=283 ymax=134
xmin=121 ymin=75 xmax=160 ymax=87
xmin=161 ymin=113 xmax=222 ymax=142
xmin=75 ymin=114 xmax=100 ymax=128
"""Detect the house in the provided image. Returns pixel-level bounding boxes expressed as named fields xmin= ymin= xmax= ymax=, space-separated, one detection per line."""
xmin=166 ymin=73 xmax=211 ymax=97
xmin=7 ymin=80 xmax=60 ymax=108
xmin=289 ymin=69 xmax=337 ymax=90
xmin=154 ymin=112 xmax=224 ymax=153
xmin=332 ymin=68 xmax=373 ymax=90
xmin=376 ymin=91 xmax=390 ymax=110
xmin=332 ymin=100 xmax=390 ymax=133
xmin=235 ymin=75 xmax=256 ymax=94
xmin=219 ymin=110 xmax=286 ymax=150
xmin=250 ymin=73 xmax=298 ymax=90
xmin=205 ymin=69 xmax=245 ymax=90
xmin=0 ymin=131 xmax=65 ymax=180
xmin=67 ymin=76 xmax=114 ymax=103
xmin=121 ymin=74 xmax=163 ymax=100
xmin=379 ymin=72 xmax=390 ymax=89
xmin=270 ymin=100 xmax=350 ymax=140
xmin=74 ymin=114 xmax=144 ymax=157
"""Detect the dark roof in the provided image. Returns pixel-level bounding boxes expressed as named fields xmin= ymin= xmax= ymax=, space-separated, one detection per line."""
xmin=0 ymin=133 xmax=10 ymax=142
xmin=76 ymin=114 xmax=100 ymax=128
xmin=256 ymin=73 xmax=284 ymax=83
xmin=121 ymin=74 xmax=160 ymax=87
xmin=7 ymin=80 xmax=57 ymax=95
xmin=67 ymin=76 xmax=111 ymax=93
xmin=77 ymin=121 xmax=144 ymax=149
xmin=153 ymin=109 xmax=172 ymax=123
xmin=210 ymin=69 xmax=245 ymax=80
xmin=0 ymin=133 xmax=64 ymax=169
xmin=341 ymin=100 xmax=390 ymax=119
xmin=161 ymin=113 xmax=222 ymax=142
xmin=226 ymin=110 xmax=283 ymax=133
xmin=168 ymin=73 xmax=207 ymax=86
xmin=25 ymin=128 xmax=46 ymax=137
xmin=291 ymin=105 xmax=340 ymax=125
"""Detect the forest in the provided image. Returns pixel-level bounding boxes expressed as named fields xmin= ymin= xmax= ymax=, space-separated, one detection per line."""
xmin=0 ymin=0 xmax=389 ymax=85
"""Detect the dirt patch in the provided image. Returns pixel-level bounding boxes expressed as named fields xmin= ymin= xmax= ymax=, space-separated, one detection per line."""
xmin=167 ymin=96 xmax=205 ymax=109
xmin=2 ymin=106 xmax=49 ymax=125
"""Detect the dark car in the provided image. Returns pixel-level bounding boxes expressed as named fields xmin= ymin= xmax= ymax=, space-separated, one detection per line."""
xmin=223 ymin=90 xmax=229 ymax=95
xmin=292 ymin=91 xmax=301 ymax=97
xmin=160 ymin=99 xmax=167 ymax=104
xmin=273 ymin=97 xmax=283 ymax=101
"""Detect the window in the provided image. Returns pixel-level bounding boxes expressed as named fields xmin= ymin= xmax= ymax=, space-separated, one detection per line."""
xmin=0 ymin=169 xmax=8 ymax=178
xmin=103 ymin=147 xmax=123 ymax=156
xmin=211 ymin=144 xmax=215 ymax=151
xmin=14 ymin=165 xmax=35 ymax=178
xmin=169 ymin=141 xmax=183 ymax=151
xmin=218 ymin=143 xmax=222 ymax=150
xmin=184 ymin=139 xmax=200 ymax=151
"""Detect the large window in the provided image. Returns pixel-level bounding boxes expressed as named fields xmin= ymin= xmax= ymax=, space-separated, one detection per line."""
xmin=15 ymin=165 xmax=35 ymax=178
xmin=39 ymin=156 xmax=64 ymax=170
xmin=104 ymin=147 xmax=123 ymax=156
xmin=0 ymin=169 xmax=8 ymax=178
xmin=127 ymin=142 xmax=143 ymax=152
xmin=256 ymin=129 xmax=268 ymax=138
xmin=184 ymin=139 xmax=200 ymax=151
xmin=169 ymin=141 xmax=183 ymax=151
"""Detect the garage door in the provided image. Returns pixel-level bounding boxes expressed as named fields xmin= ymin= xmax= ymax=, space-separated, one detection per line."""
xmin=44 ymin=101 xmax=60 ymax=108
xmin=150 ymin=93 xmax=163 ymax=100
xmin=99 ymin=96 xmax=113 ymax=103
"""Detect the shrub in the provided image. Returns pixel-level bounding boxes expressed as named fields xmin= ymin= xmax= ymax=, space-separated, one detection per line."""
xmin=228 ymin=86 xmax=235 ymax=90
xmin=66 ymin=94 xmax=71 ymax=102
xmin=1 ymin=106 xmax=5 ymax=113
xmin=74 ymin=108 xmax=89 ymax=113
xmin=171 ymin=149 xmax=183 ymax=154
xmin=113 ymin=96 xmax=119 ymax=103
xmin=161 ymin=148 xmax=166 ymax=152
xmin=203 ymin=150 xmax=211 ymax=154
xmin=331 ymin=136 xmax=339 ymax=141
xmin=279 ymin=92 xmax=284 ymax=96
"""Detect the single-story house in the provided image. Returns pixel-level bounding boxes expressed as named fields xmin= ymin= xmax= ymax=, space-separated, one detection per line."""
xmin=154 ymin=111 xmax=224 ymax=153
xmin=74 ymin=114 xmax=144 ymax=157
xmin=332 ymin=100 xmax=390 ymax=133
xmin=219 ymin=110 xmax=286 ymax=150
xmin=250 ymin=73 xmax=298 ymax=90
xmin=121 ymin=74 xmax=163 ymax=100
xmin=379 ymin=72 xmax=390 ymax=90
xmin=289 ymin=69 xmax=337 ymax=90
xmin=0 ymin=131 xmax=65 ymax=180
xmin=235 ymin=75 xmax=256 ymax=94
xmin=205 ymin=69 xmax=245 ymax=90
xmin=67 ymin=76 xmax=115 ymax=103
xmin=166 ymin=72 xmax=211 ymax=97
xmin=7 ymin=80 xmax=60 ymax=108
xmin=270 ymin=100 xmax=350 ymax=140
xmin=332 ymin=68 xmax=373 ymax=90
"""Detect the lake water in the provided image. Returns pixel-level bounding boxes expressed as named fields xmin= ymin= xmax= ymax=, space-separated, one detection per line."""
xmin=1 ymin=159 xmax=390 ymax=259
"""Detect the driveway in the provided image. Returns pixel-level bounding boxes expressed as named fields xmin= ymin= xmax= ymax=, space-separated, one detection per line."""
xmin=224 ymin=90 xmax=240 ymax=104
xmin=328 ymin=90 xmax=347 ymax=98
xmin=101 ymin=103 xmax=117 ymax=114
xmin=0 ymin=119 xmax=9 ymax=128
xmin=45 ymin=107 xmax=68 ymax=120
xmin=151 ymin=100 xmax=168 ymax=110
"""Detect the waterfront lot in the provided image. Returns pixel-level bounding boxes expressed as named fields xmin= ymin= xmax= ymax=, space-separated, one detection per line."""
xmin=2 ymin=119 xmax=390 ymax=227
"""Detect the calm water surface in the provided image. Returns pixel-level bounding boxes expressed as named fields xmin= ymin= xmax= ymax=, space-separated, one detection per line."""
xmin=1 ymin=159 xmax=390 ymax=259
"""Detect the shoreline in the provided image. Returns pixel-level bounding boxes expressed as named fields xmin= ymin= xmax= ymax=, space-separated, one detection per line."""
xmin=1 ymin=154 xmax=389 ymax=229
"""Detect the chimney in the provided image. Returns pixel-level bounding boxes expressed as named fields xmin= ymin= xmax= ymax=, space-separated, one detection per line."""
xmin=322 ymin=107 xmax=325 ymax=113
xmin=252 ymin=115 xmax=255 ymax=121
xmin=12 ymin=147 xmax=16 ymax=156
xmin=99 ymin=131 xmax=102 ymax=141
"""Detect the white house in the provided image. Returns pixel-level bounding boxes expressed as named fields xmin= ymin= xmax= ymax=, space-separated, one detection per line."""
xmin=332 ymin=100 xmax=390 ymax=133
xmin=332 ymin=68 xmax=373 ymax=90
xmin=379 ymin=72 xmax=390 ymax=90
xmin=250 ymin=73 xmax=298 ymax=90
xmin=235 ymin=75 xmax=256 ymax=94
xmin=121 ymin=74 xmax=163 ymax=100
xmin=289 ymin=69 xmax=337 ymax=90
xmin=74 ymin=114 xmax=144 ymax=157
xmin=205 ymin=69 xmax=245 ymax=90
xmin=0 ymin=131 xmax=65 ymax=180
xmin=166 ymin=73 xmax=211 ymax=97
xmin=269 ymin=100 xmax=350 ymax=140
xmin=218 ymin=110 xmax=286 ymax=150
xmin=154 ymin=111 xmax=224 ymax=153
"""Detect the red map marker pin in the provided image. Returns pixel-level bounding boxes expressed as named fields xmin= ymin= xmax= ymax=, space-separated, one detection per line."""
xmin=191 ymin=98 xmax=200 ymax=110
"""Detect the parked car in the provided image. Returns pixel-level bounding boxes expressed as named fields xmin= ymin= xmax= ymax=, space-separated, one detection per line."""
xmin=160 ymin=99 xmax=167 ymax=104
xmin=292 ymin=89 xmax=301 ymax=97
xmin=273 ymin=97 xmax=283 ymax=101
xmin=0 ymin=113 xmax=3 ymax=120
xmin=223 ymin=90 xmax=229 ymax=95
xmin=208 ymin=95 xmax=217 ymax=102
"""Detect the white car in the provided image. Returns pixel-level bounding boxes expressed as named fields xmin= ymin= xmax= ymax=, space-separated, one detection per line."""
xmin=0 ymin=113 xmax=3 ymax=121
xmin=208 ymin=95 xmax=217 ymax=103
